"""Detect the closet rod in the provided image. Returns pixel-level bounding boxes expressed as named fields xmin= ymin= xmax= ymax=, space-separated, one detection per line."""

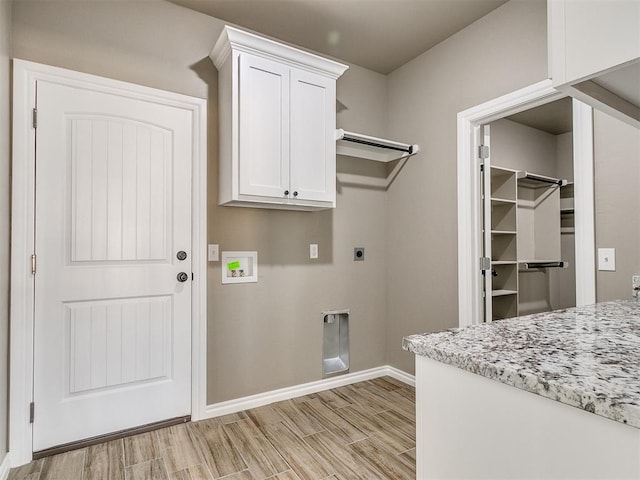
xmin=522 ymin=261 xmax=565 ymax=269
xmin=517 ymin=171 xmax=566 ymax=187
xmin=526 ymin=173 xmax=563 ymax=186
xmin=341 ymin=135 xmax=414 ymax=154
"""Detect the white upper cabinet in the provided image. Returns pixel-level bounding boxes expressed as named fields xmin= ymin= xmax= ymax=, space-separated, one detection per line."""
xmin=548 ymin=0 xmax=640 ymax=128
xmin=211 ymin=26 xmax=348 ymax=210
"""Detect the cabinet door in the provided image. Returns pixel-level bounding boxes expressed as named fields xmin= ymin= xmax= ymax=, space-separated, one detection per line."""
xmin=290 ymin=69 xmax=336 ymax=203
xmin=238 ymin=53 xmax=290 ymax=199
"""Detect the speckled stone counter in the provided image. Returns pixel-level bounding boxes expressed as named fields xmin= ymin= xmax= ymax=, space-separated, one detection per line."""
xmin=403 ymin=299 xmax=640 ymax=428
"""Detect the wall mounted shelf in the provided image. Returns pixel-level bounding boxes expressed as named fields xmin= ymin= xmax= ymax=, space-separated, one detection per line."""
xmin=492 ymin=289 xmax=518 ymax=297
xmin=335 ymin=129 xmax=419 ymax=189
xmin=335 ymin=129 xmax=419 ymax=162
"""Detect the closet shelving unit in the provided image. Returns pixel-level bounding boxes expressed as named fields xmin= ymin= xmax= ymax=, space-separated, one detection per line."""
xmin=335 ymin=129 xmax=419 ymax=188
xmin=488 ymin=166 xmax=519 ymax=320
xmin=560 ymin=182 xmax=575 ymax=234
xmin=486 ymin=167 xmax=568 ymax=321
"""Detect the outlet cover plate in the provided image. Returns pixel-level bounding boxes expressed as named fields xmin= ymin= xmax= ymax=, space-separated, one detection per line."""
xmin=598 ymin=247 xmax=616 ymax=271
xmin=354 ymin=247 xmax=365 ymax=261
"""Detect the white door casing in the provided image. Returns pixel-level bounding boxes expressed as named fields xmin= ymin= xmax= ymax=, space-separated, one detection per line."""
xmin=10 ymin=60 xmax=207 ymax=465
xmin=457 ymin=79 xmax=596 ymax=327
xmin=480 ymin=124 xmax=493 ymax=322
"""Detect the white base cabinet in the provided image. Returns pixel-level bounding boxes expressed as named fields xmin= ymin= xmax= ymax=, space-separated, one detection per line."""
xmin=211 ymin=26 xmax=348 ymax=211
xmin=415 ymin=355 xmax=640 ymax=479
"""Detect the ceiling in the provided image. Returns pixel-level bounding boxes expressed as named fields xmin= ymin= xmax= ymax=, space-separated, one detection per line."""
xmin=507 ymin=97 xmax=574 ymax=136
xmin=170 ymin=0 xmax=509 ymax=74
xmin=593 ymin=61 xmax=640 ymax=108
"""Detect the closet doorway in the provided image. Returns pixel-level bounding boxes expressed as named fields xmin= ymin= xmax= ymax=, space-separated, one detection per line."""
xmin=482 ymin=98 xmax=577 ymax=321
xmin=457 ymin=80 xmax=596 ymax=327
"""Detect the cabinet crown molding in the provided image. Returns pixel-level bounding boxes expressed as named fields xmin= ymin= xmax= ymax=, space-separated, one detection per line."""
xmin=210 ymin=25 xmax=348 ymax=79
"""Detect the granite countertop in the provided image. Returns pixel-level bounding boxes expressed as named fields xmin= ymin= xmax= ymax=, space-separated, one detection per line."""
xmin=403 ymin=299 xmax=640 ymax=428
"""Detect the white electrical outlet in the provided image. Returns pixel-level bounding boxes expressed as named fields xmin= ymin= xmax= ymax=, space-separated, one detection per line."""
xmin=598 ymin=247 xmax=616 ymax=271
xmin=208 ymin=244 xmax=219 ymax=262
xmin=310 ymin=244 xmax=318 ymax=259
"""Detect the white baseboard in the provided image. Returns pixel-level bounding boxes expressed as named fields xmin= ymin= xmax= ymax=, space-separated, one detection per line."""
xmin=385 ymin=365 xmax=416 ymax=387
xmin=202 ymin=365 xmax=414 ymax=420
xmin=0 ymin=452 xmax=10 ymax=480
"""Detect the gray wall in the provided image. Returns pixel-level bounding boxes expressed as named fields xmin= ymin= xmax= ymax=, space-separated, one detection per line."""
xmin=385 ymin=0 xmax=548 ymax=373
xmin=207 ymin=63 xmax=390 ymax=402
xmin=490 ymin=119 xmax=559 ymax=315
xmin=490 ymin=119 xmax=558 ymax=176
xmin=0 ymin=0 xmax=10 ymax=462
xmin=12 ymin=0 xmax=390 ymax=405
xmin=594 ymin=110 xmax=640 ymax=301
xmin=12 ymin=0 xmax=218 ymax=98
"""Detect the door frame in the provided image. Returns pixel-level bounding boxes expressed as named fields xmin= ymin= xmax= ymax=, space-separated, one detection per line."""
xmin=9 ymin=59 xmax=208 ymax=466
xmin=457 ymin=79 xmax=596 ymax=327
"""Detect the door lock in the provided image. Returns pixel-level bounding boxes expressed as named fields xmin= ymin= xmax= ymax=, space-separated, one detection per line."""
xmin=176 ymin=251 xmax=187 ymax=261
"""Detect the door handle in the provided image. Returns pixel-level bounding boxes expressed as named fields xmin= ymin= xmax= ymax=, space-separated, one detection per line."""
xmin=177 ymin=272 xmax=189 ymax=283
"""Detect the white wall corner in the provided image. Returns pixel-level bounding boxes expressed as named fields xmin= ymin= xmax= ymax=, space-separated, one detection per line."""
xmin=572 ymin=98 xmax=596 ymax=306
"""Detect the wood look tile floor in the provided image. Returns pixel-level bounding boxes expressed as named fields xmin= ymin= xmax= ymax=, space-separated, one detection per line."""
xmin=9 ymin=377 xmax=415 ymax=480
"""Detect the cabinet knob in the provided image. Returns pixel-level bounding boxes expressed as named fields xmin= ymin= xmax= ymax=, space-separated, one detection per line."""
xmin=293 ymin=191 xmax=298 ymax=197
xmin=284 ymin=190 xmax=289 ymax=196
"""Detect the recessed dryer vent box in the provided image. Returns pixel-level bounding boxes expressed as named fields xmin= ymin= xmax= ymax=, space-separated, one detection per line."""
xmin=222 ymin=251 xmax=257 ymax=284
xmin=322 ymin=309 xmax=350 ymax=377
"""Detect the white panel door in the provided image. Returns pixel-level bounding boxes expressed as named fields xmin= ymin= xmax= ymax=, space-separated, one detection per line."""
xmin=238 ymin=53 xmax=290 ymax=199
xmin=290 ymin=69 xmax=335 ymax=203
xmin=33 ymin=80 xmax=193 ymax=451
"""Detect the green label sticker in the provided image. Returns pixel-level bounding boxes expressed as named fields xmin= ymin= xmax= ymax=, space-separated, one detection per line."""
xmin=227 ymin=260 xmax=241 ymax=270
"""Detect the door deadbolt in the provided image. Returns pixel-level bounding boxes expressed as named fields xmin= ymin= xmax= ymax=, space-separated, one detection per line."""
xmin=177 ymin=272 xmax=189 ymax=283
xmin=176 ymin=251 xmax=187 ymax=261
